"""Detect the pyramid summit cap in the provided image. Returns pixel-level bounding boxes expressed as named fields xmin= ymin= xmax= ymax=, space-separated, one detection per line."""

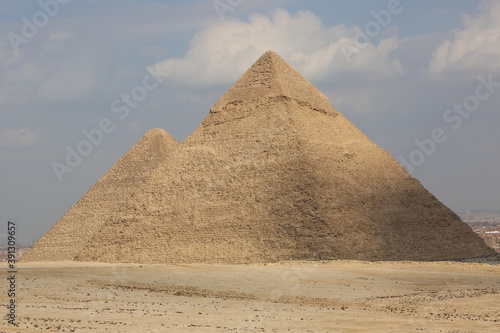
xmin=211 ymin=51 xmax=334 ymax=115
xmin=143 ymin=128 xmax=178 ymax=141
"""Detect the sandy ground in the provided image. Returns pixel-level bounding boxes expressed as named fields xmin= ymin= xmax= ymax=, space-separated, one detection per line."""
xmin=1 ymin=260 xmax=499 ymax=332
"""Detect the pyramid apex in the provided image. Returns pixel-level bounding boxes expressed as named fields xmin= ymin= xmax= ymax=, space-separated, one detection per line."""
xmin=211 ymin=51 xmax=334 ymax=114
xmin=144 ymin=128 xmax=168 ymax=136
xmin=253 ymin=50 xmax=291 ymax=68
xmin=260 ymin=50 xmax=280 ymax=58
xmin=143 ymin=128 xmax=178 ymax=142
xmin=144 ymin=128 xmax=161 ymax=135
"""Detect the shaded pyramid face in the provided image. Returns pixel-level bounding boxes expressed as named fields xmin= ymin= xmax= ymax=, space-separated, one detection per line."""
xmin=24 ymin=51 xmax=495 ymax=263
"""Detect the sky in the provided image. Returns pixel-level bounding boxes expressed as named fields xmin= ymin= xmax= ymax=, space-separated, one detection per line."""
xmin=0 ymin=0 xmax=499 ymax=244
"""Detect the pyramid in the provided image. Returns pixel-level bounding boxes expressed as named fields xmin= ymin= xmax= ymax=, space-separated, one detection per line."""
xmin=22 ymin=129 xmax=180 ymax=261
xmin=24 ymin=51 xmax=495 ymax=263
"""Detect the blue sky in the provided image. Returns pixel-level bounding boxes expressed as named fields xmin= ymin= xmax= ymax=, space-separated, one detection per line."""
xmin=1 ymin=0 xmax=499 ymax=243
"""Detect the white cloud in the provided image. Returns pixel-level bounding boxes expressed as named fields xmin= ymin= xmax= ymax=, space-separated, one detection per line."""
xmin=149 ymin=9 xmax=404 ymax=86
xmin=427 ymin=0 xmax=500 ymax=80
xmin=0 ymin=129 xmax=40 ymax=147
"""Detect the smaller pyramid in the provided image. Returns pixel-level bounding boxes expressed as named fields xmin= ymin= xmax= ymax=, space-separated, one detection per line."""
xmin=23 ymin=129 xmax=179 ymax=261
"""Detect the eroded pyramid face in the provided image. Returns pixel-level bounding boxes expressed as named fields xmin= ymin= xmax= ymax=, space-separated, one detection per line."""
xmin=23 ymin=51 xmax=495 ymax=264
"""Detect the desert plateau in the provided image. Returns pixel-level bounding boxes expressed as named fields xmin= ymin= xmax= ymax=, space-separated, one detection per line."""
xmin=2 ymin=260 xmax=499 ymax=332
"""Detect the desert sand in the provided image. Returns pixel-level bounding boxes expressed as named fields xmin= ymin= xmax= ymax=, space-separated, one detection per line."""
xmin=2 ymin=260 xmax=499 ymax=332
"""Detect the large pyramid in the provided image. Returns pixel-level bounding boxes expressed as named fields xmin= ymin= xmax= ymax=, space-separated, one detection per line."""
xmin=24 ymin=51 xmax=495 ymax=263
